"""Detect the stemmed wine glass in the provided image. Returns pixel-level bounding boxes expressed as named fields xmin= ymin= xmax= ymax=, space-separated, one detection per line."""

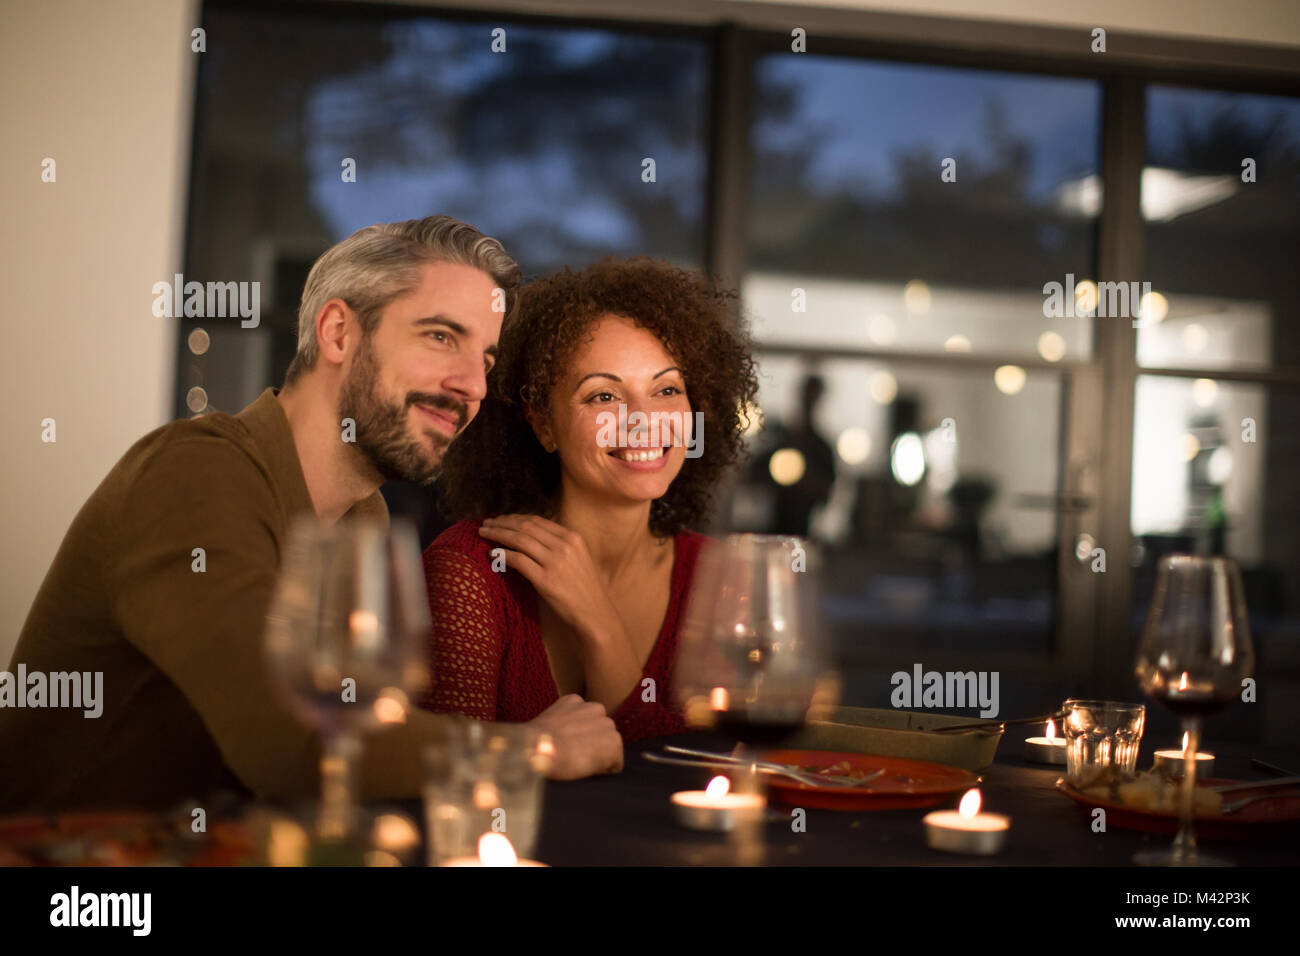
xmin=263 ymin=516 xmax=432 ymax=842
xmin=1133 ymin=555 xmax=1254 ymax=866
xmin=673 ymin=534 xmax=840 ymax=755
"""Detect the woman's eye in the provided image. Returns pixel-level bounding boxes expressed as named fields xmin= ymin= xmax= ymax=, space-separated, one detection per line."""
xmin=589 ymin=392 xmax=616 ymax=404
xmin=659 ymin=385 xmax=683 ymax=397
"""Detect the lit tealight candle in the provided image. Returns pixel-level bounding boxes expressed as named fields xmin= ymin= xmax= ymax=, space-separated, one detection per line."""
xmin=1153 ymin=732 xmax=1214 ymax=777
xmin=442 ymin=833 xmax=548 ymax=867
xmin=1024 ymin=719 xmax=1068 ymax=765
xmin=923 ymin=789 xmax=1010 ymax=855
xmin=672 ymin=775 xmax=766 ymax=832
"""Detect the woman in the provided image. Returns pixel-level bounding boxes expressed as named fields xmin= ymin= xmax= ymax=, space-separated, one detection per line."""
xmin=420 ymin=257 xmax=757 ymax=742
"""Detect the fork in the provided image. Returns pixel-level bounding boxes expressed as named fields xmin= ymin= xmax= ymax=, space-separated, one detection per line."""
xmin=652 ymin=745 xmax=884 ymax=788
xmin=643 ymin=752 xmax=873 ymax=788
xmin=1223 ymin=790 xmax=1300 ymax=814
xmin=928 ymin=713 xmax=1062 ymax=733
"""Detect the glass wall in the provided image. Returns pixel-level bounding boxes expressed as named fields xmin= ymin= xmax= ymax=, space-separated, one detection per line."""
xmin=183 ymin=6 xmax=711 ymax=418
xmin=735 ymin=55 xmax=1102 ymax=702
xmin=184 ymin=2 xmax=1300 ymax=738
xmin=1129 ymin=87 xmax=1300 ymax=743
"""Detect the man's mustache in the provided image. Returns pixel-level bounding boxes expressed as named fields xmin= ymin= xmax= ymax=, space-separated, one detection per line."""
xmin=408 ymin=392 xmax=468 ymax=434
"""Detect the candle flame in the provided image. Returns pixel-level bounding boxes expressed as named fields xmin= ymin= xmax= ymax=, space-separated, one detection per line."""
xmin=1045 ymin=719 xmax=1057 ymax=741
xmin=705 ymin=776 xmax=731 ymax=798
xmin=477 ymin=832 xmax=518 ymax=866
xmin=1181 ymin=731 xmax=1189 ymax=754
xmin=710 ymin=687 xmax=730 ymax=711
xmin=1178 ymin=672 xmax=1190 ymax=691
xmin=958 ymin=789 xmax=982 ymax=817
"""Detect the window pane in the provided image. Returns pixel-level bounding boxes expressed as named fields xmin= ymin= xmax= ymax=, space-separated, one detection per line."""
xmin=1131 ymin=375 xmax=1300 ymax=744
xmin=1140 ymin=87 xmax=1300 ymax=370
xmin=184 ymin=4 xmax=710 ymax=416
xmin=746 ymin=56 xmax=1102 ymax=360
xmin=732 ymin=354 xmax=1062 ymax=664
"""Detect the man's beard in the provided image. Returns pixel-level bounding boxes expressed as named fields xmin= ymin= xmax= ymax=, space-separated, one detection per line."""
xmin=337 ymin=337 xmax=468 ymax=486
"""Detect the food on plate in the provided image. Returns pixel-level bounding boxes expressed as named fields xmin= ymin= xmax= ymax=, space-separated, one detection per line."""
xmin=1075 ymin=767 xmax=1223 ymax=815
xmin=802 ymin=760 xmax=878 ymax=781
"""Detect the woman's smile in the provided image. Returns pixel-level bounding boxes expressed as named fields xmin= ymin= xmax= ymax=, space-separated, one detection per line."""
xmin=607 ymin=443 xmax=672 ymax=471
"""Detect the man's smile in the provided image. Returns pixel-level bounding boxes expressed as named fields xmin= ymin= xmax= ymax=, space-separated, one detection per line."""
xmin=414 ymin=403 xmax=460 ymax=436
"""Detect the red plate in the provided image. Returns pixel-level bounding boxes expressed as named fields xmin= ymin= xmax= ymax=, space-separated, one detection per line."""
xmin=759 ymin=749 xmax=982 ymax=810
xmin=0 ymin=812 xmax=255 ymax=866
xmin=1056 ymin=778 xmax=1300 ymax=839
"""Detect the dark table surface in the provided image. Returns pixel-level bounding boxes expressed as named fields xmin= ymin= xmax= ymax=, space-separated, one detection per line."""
xmin=522 ymin=729 xmax=1300 ymax=866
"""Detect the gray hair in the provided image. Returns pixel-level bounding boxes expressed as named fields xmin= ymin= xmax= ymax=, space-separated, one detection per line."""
xmin=284 ymin=215 xmax=521 ymax=383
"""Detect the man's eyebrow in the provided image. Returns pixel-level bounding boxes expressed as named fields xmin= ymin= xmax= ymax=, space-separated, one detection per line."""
xmin=412 ymin=315 xmax=466 ymax=334
xmin=413 ymin=316 xmax=498 ymax=358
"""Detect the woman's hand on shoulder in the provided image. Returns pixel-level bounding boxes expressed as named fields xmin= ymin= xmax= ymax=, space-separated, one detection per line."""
xmin=477 ymin=515 xmax=622 ymax=644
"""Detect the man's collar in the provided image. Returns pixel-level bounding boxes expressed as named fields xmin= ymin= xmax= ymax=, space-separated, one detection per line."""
xmin=236 ymin=387 xmax=389 ymax=526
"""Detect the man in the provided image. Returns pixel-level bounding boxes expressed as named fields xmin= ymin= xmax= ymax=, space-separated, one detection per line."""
xmin=0 ymin=215 xmax=622 ymax=813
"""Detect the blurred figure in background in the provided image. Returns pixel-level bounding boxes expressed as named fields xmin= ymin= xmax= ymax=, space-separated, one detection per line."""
xmin=771 ymin=373 xmax=837 ymax=537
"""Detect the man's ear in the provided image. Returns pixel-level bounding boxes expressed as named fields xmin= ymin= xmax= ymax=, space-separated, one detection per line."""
xmin=316 ymin=298 xmax=356 ymax=367
xmin=524 ymin=404 xmax=555 ymax=453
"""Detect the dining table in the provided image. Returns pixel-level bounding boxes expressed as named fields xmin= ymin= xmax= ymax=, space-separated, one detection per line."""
xmin=458 ymin=728 xmax=1300 ymax=867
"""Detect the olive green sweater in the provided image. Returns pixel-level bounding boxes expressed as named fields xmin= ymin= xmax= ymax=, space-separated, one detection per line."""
xmin=0 ymin=388 xmax=447 ymax=812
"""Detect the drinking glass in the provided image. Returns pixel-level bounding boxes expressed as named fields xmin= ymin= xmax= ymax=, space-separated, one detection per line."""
xmin=673 ymin=534 xmax=839 ymax=749
xmin=1133 ymin=555 xmax=1254 ymax=866
xmin=264 ymin=516 xmax=432 ymax=841
xmin=423 ymin=719 xmax=554 ymax=865
xmin=1061 ymin=699 xmax=1145 ymax=786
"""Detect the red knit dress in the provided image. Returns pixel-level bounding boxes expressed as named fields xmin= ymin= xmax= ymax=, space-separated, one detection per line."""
xmin=419 ymin=518 xmax=709 ymax=742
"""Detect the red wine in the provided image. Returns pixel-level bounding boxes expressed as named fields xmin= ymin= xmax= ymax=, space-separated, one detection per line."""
xmin=1140 ymin=673 xmax=1236 ymax=718
xmin=714 ymin=712 xmax=806 ymax=747
xmin=1155 ymin=693 xmax=1234 ymax=718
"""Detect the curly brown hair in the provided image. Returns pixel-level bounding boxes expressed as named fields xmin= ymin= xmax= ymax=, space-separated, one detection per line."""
xmin=437 ymin=257 xmax=759 ymax=537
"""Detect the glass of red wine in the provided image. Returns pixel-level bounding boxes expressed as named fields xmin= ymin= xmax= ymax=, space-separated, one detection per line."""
xmin=1133 ymin=555 xmax=1254 ymax=866
xmin=673 ymin=534 xmax=839 ymax=755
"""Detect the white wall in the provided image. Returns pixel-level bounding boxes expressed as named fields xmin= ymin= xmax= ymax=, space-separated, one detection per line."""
xmin=442 ymin=0 xmax=1300 ymax=48
xmin=0 ymin=0 xmax=198 ymax=664
xmin=738 ymin=0 xmax=1300 ymax=48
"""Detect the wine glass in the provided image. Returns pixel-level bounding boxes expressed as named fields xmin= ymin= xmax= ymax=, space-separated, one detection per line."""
xmin=1133 ymin=555 xmax=1254 ymax=866
xmin=673 ymin=534 xmax=839 ymax=753
xmin=263 ymin=516 xmax=432 ymax=842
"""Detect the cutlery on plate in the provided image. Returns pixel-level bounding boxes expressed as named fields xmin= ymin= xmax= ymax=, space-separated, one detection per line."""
xmin=928 ymin=713 xmax=1063 ymax=734
xmin=1250 ymin=759 xmax=1296 ymax=777
xmin=646 ymin=746 xmax=883 ymax=788
xmin=1223 ymin=789 xmax=1300 ymax=814
xmin=1211 ymin=775 xmax=1300 ymax=794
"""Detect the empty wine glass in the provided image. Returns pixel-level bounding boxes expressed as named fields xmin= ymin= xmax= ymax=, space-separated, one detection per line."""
xmin=1133 ymin=555 xmax=1254 ymax=866
xmin=263 ymin=516 xmax=431 ymax=841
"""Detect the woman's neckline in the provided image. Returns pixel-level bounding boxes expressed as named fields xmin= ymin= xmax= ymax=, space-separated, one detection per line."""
xmin=526 ymin=529 xmax=688 ymax=702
